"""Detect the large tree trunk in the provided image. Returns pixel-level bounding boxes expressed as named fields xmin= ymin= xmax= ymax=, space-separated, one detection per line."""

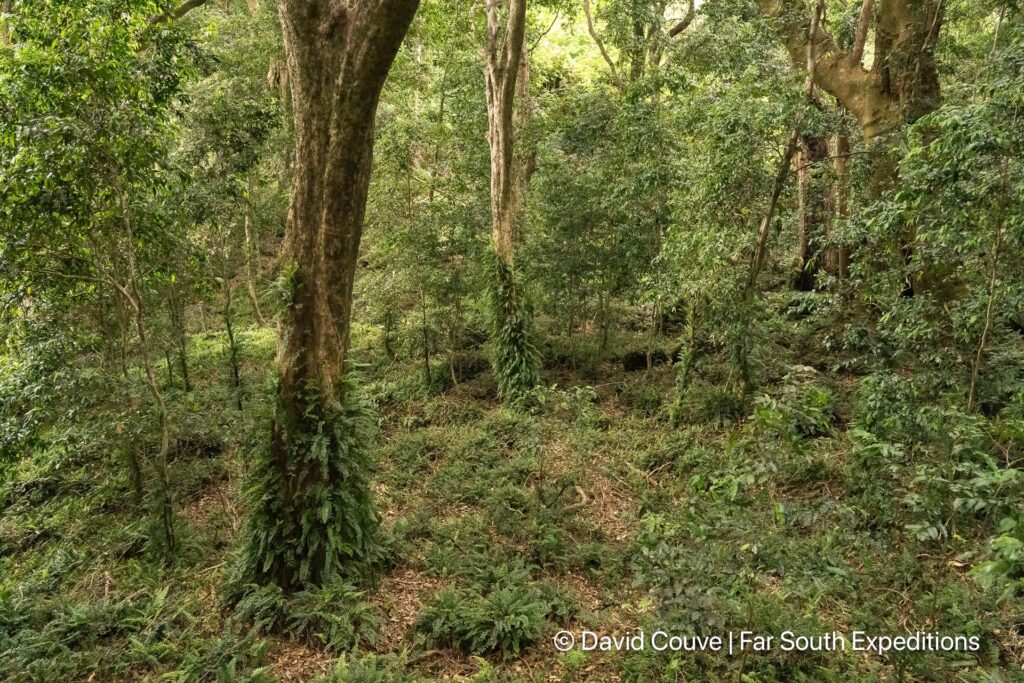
xmin=244 ymin=0 xmax=417 ymax=592
xmin=754 ymin=0 xmax=942 ymax=143
xmin=755 ymin=0 xmax=942 ymax=294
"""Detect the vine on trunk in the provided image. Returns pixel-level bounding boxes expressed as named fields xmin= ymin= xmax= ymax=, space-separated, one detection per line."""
xmin=487 ymin=250 xmax=540 ymax=406
xmin=231 ymin=373 xmax=381 ymax=596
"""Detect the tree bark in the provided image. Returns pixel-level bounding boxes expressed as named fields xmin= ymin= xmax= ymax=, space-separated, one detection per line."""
xmin=1 ymin=1 xmax=11 ymax=45
xmin=829 ymin=133 xmax=851 ymax=278
xmin=482 ymin=0 xmax=539 ymax=403
xmin=755 ymin=0 xmax=942 ymax=296
xmin=792 ymin=134 xmax=829 ymax=291
xmin=754 ymin=0 xmax=942 ymax=142
xmin=275 ymin=0 xmax=416 ymax=430
xmin=249 ymin=0 xmax=417 ymax=591
xmin=484 ymin=0 xmax=528 ymax=265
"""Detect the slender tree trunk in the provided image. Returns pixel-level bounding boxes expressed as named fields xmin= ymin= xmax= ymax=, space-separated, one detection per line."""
xmin=243 ymin=0 xmax=418 ymax=592
xmin=114 ymin=290 xmax=130 ymax=380
xmin=243 ymin=213 xmax=268 ymax=326
xmin=967 ymin=160 xmax=1010 ymax=412
xmin=223 ymin=279 xmax=243 ymax=410
xmin=0 ymin=2 xmax=10 ymax=46
xmin=168 ymin=282 xmax=192 ymax=391
xmin=671 ymin=297 xmax=699 ymax=427
xmin=112 ymin=173 xmax=176 ymax=565
xmin=124 ymin=279 xmax=175 ymax=564
xmin=126 ymin=447 xmax=145 ymax=504
xmin=165 ymin=348 xmax=175 ymax=388
xmin=747 ymin=124 xmax=801 ymax=292
xmin=483 ymin=0 xmax=538 ymax=403
xmin=792 ymin=134 xmax=828 ymax=291
xmin=420 ymin=289 xmax=431 ymax=388
xmin=828 ymin=133 xmax=851 ymax=278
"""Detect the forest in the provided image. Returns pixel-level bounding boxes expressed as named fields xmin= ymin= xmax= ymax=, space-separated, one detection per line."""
xmin=1 ymin=0 xmax=1023 ymax=680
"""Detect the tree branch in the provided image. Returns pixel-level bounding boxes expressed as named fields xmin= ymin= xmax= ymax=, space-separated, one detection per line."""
xmin=850 ymin=0 xmax=873 ymax=64
xmin=529 ymin=10 xmax=558 ymax=53
xmin=746 ymin=0 xmax=822 ymax=293
xmin=583 ymin=0 xmax=624 ymax=91
xmin=667 ymin=0 xmax=695 ymax=38
xmin=148 ymin=0 xmax=212 ymax=25
xmin=753 ymin=0 xmax=894 ymax=138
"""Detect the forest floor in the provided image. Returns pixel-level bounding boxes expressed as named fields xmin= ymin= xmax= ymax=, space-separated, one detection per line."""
xmin=2 ymin=294 xmax=1021 ymax=682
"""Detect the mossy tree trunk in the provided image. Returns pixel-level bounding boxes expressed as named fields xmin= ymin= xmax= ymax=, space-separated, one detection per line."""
xmin=242 ymin=0 xmax=418 ymax=593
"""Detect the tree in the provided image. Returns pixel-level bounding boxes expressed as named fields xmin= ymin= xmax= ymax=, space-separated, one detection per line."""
xmin=481 ymin=0 xmax=540 ymax=404
xmin=754 ymin=0 xmax=943 ymax=296
xmin=237 ymin=0 xmax=419 ymax=592
xmin=0 ymin=0 xmax=195 ymax=562
xmin=754 ymin=0 xmax=942 ymax=146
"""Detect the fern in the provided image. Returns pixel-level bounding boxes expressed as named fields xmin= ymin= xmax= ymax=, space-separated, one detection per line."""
xmin=415 ymin=565 xmax=551 ymax=658
xmin=487 ymin=250 xmax=540 ymax=406
xmin=287 ymin=579 xmax=380 ymax=652
xmin=229 ymin=372 xmax=382 ymax=596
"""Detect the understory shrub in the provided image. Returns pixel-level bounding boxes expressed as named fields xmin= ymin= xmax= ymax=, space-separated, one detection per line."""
xmin=415 ymin=564 xmax=561 ymax=658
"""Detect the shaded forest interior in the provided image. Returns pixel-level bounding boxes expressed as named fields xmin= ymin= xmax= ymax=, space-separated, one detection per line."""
xmin=2 ymin=0 xmax=1024 ymax=680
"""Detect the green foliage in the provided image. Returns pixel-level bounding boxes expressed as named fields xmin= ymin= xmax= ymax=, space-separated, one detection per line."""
xmin=231 ymin=374 xmax=382 ymax=593
xmin=323 ymin=653 xmax=414 ymax=683
xmin=630 ymin=514 xmax=727 ymax=635
xmin=487 ymin=252 xmax=541 ymax=406
xmin=232 ymin=579 xmax=380 ymax=654
xmin=754 ymin=367 xmax=836 ymax=446
xmin=286 ymin=580 xmax=381 ymax=652
xmin=2 ymin=0 xmax=1024 ymax=681
xmin=416 ymin=565 xmax=556 ymax=658
xmin=972 ymin=515 xmax=1024 ymax=602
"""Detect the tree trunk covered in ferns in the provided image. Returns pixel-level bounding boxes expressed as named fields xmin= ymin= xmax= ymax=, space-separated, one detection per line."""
xmin=238 ymin=0 xmax=418 ymax=593
xmin=483 ymin=0 xmax=539 ymax=404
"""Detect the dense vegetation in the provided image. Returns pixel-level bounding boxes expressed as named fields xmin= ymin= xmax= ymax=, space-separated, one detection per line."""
xmin=1 ymin=0 xmax=1023 ymax=680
